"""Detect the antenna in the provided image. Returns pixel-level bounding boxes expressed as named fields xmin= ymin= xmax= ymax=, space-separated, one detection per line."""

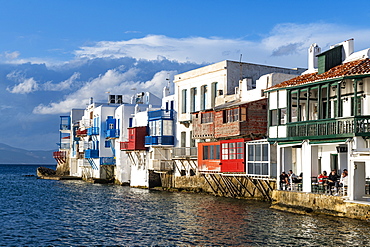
xmin=239 ymin=54 xmax=243 ymax=83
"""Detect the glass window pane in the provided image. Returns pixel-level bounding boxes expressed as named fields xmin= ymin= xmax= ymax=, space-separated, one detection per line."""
xmin=255 ymin=144 xmax=262 ymax=161
xmin=162 ymin=120 xmax=173 ymax=135
xmin=215 ymin=145 xmax=220 ymax=159
xmin=262 ymin=144 xmax=268 ymax=161
xmin=262 ymin=163 xmax=269 ymax=175
xmin=248 ymin=163 xmax=254 ymax=174
xmin=203 ymin=146 xmax=208 ymax=160
xmin=248 ymin=145 xmax=254 ymax=161
xmin=255 ymin=163 xmax=261 ymax=175
xmin=210 ymin=145 xmax=214 ymax=160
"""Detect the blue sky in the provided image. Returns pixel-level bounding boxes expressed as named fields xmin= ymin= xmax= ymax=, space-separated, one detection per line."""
xmin=1 ymin=0 xmax=370 ymax=150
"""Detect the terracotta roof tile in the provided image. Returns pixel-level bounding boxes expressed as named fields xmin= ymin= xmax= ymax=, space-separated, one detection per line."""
xmin=267 ymin=58 xmax=370 ymax=91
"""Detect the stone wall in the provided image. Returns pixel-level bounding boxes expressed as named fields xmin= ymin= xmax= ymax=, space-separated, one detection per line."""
xmin=159 ymin=174 xmax=276 ymax=200
xmin=272 ymin=190 xmax=370 ymax=221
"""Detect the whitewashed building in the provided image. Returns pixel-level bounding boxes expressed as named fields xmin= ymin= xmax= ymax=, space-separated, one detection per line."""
xmin=266 ymin=39 xmax=370 ymax=201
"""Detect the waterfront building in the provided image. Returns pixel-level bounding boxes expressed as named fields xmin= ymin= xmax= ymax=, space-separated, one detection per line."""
xmin=54 ymin=93 xmax=162 ymax=184
xmin=266 ymin=38 xmax=370 ymax=201
xmin=175 ymin=60 xmax=304 ymax=177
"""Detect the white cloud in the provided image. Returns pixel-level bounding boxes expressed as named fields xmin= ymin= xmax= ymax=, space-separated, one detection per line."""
xmin=72 ymin=23 xmax=370 ymax=68
xmin=4 ymin=51 xmax=20 ymax=60
xmin=7 ymin=77 xmax=39 ymax=94
xmin=33 ymin=69 xmax=177 ymax=114
xmin=43 ymin=72 xmax=80 ymax=91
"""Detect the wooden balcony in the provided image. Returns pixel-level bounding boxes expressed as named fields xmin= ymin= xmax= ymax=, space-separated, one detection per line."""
xmin=76 ymin=129 xmax=87 ymax=137
xmin=53 ymin=151 xmax=66 ymax=159
xmin=285 ymin=116 xmax=370 ymax=140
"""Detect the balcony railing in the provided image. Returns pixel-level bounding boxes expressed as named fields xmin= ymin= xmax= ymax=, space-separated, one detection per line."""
xmin=106 ymin=129 xmax=120 ymax=139
xmin=149 ymin=160 xmax=173 ymax=171
xmin=145 ymin=136 xmax=174 ymax=146
xmin=53 ymin=151 xmax=66 ymax=159
xmin=87 ymin=127 xmax=99 ymax=136
xmin=58 ymin=143 xmax=70 ymax=150
xmin=172 ymin=147 xmax=198 ymax=159
xmin=286 ymin=116 xmax=370 ymax=140
xmin=60 ymin=124 xmax=71 ymax=131
xmin=85 ymin=149 xmax=99 ymax=158
xmin=100 ymin=157 xmax=115 ymax=165
xmin=120 ymin=141 xmax=146 ymax=151
xmin=148 ymin=109 xmax=174 ymax=120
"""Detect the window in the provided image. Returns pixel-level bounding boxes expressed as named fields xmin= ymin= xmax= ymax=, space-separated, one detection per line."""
xmin=190 ymin=87 xmax=197 ymax=113
xmin=279 ymin=108 xmax=287 ymax=124
xmin=290 ymin=91 xmax=298 ymax=122
xmin=221 ymin=141 xmax=244 ymax=160
xmin=247 ymin=143 xmax=269 ymax=175
xmin=201 ymin=85 xmax=208 ymax=110
xmin=223 ymin=108 xmax=239 ymax=123
xmin=105 ymin=141 xmax=111 ymax=148
xmin=211 ymin=82 xmax=218 ymax=108
xmin=201 ymin=112 xmax=214 ymax=124
xmin=203 ymin=144 xmax=220 ymax=160
xmin=181 ymin=132 xmax=186 ymax=147
xmin=181 ymin=89 xmax=187 ymax=113
xmin=270 ymin=109 xmax=278 ymax=126
xmin=351 ymin=97 xmax=362 ymax=116
xmin=162 ymin=120 xmax=173 ymax=136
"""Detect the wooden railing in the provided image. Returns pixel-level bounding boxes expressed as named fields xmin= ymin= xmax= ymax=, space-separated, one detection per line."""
xmin=286 ymin=116 xmax=370 ymax=139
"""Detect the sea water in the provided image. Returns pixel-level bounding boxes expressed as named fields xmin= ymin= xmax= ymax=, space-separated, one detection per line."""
xmin=1 ymin=164 xmax=370 ymax=246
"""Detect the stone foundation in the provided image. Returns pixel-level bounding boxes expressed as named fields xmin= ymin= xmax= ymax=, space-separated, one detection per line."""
xmin=272 ymin=190 xmax=370 ymax=221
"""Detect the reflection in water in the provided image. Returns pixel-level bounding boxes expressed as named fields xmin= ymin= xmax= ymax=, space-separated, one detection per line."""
xmin=1 ymin=165 xmax=370 ymax=246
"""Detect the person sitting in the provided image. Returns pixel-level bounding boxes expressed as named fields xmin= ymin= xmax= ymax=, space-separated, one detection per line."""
xmin=338 ymin=169 xmax=348 ymax=195
xmin=295 ymin=172 xmax=303 ymax=183
xmin=279 ymin=172 xmax=289 ymax=190
xmin=327 ymin=169 xmax=339 ymax=195
xmin=318 ymin=171 xmax=328 ymax=184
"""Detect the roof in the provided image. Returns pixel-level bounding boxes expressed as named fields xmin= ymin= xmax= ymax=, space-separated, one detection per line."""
xmin=266 ymin=58 xmax=370 ymax=91
xmin=214 ymin=98 xmax=266 ymax=111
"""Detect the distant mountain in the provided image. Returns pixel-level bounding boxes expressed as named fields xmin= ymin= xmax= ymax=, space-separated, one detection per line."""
xmin=0 ymin=143 xmax=56 ymax=164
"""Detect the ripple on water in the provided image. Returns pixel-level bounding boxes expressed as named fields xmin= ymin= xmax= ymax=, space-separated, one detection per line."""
xmin=1 ymin=165 xmax=370 ymax=246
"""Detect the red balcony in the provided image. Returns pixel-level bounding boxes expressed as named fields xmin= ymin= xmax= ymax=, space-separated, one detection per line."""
xmin=53 ymin=151 xmax=66 ymax=159
xmin=53 ymin=151 xmax=67 ymax=163
xmin=120 ymin=126 xmax=147 ymax=151
xmin=76 ymin=129 xmax=88 ymax=136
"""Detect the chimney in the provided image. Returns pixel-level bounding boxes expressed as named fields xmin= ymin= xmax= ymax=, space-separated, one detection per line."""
xmin=308 ymin=43 xmax=321 ymax=72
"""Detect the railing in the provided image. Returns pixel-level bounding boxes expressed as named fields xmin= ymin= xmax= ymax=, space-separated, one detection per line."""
xmin=145 ymin=136 xmax=174 ymax=146
xmin=85 ymin=149 xmax=99 ymax=158
xmin=100 ymin=157 xmax=115 ymax=165
xmin=106 ymin=129 xmax=120 ymax=138
xmin=286 ymin=116 xmax=370 ymax=139
xmin=172 ymin=147 xmax=198 ymax=159
xmin=150 ymin=160 xmax=173 ymax=171
xmin=58 ymin=143 xmax=70 ymax=150
xmin=87 ymin=127 xmax=99 ymax=136
xmin=148 ymin=109 xmax=174 ymax=120
xmin=53 ymin=151 xmax=66 ymax=159
xmin=60 ymin=124 xmax=71 ymax=131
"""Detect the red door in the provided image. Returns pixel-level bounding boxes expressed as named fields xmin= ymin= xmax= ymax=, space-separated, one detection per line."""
xmin=220 ymin=139 xmax=245 ymax=172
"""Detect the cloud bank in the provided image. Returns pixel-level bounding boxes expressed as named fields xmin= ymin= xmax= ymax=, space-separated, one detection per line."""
xmin=2 ymin=21 xmax=370 ymax=150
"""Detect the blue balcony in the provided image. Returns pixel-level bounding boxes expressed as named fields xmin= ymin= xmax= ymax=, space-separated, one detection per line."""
xmin=60 ymin=116 xmax=71 ymax=130
xmin=148 ymin=109 xmax=174 ymax=120
xmin=85 ymin=149 xmax=99 ymax=158
xmin=106 ymin=129 xmax=120 ymax=139
xmin=100 ymin=157 xmax=115 ymax=165
xmin=87 ymin=127 xmax=99 ymax=135
xmin=145 ymin=136 xmax=174 ymax=146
